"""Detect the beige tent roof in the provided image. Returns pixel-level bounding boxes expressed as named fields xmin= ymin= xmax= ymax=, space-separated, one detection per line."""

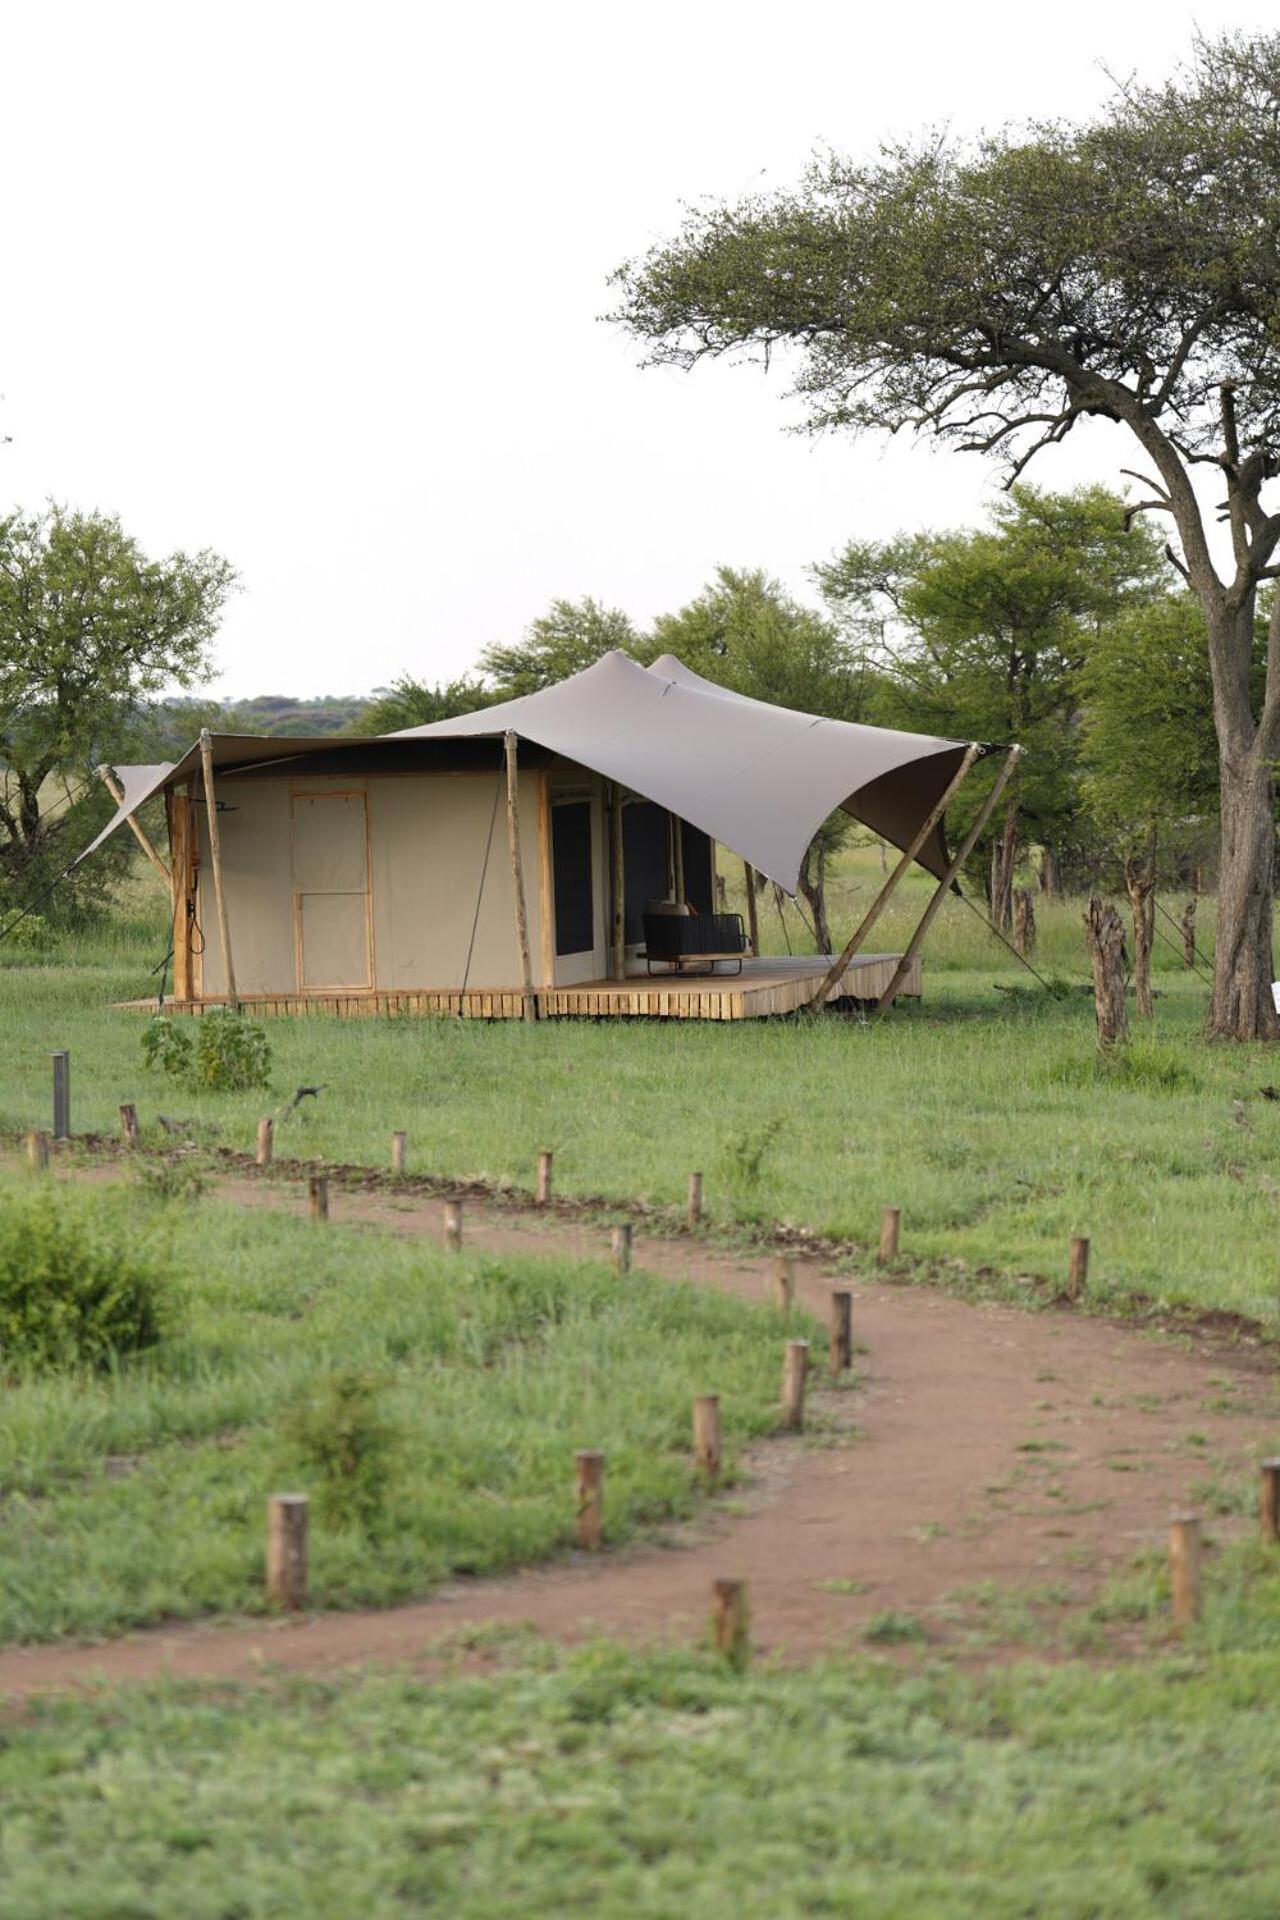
xmin=394 ymin=650 xmax=982 ymax=891
xmin=73 ymin=652 xmax=987 ymax=894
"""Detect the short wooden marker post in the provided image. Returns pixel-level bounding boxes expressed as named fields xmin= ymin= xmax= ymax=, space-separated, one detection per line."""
xmin=879 ymin=1206 xmax=901 ymax=1263
xmin=26 ymin=1128 xmax=50 ymax=1172
xmin=536 ymin=1150 xmax=553 ymax=1206
xmin=711 ymin=1577 xmax=750 ymax=1667
xmin=266 ymin=1493 xmax=309 ymax=1609
xmin=1169 ymin=1513 xmax=1202 ymax=1631
xmin=773 ymin=1254 xmax=795 ymax=1315
xmin=256 ymin=1117 xmax=274 ymax=1167
xmin=1068 ymin=1235 xmax=1090 ymax=1301
xmin=119 ymin=1102 xmax=140 ymax=1149
xmin=611 ymin=1224 xmax=632 ymax=1274
xmin=575 ymin=1449 xmax=604 ymax=1550
xmin=688 ymin=1171 xmax=704 ymax=1228
xmin=782 ymin=1339 xmax=809 ymax=1431
xmin=829 ymin=1289 xmax=853 ymax=1375
xmin=308 ymin=1174 xmax=329 ymax=1222
xmin=1260 ymin=1459 xmax=1280 ymax=1544
xmin=443 ymin=1199 xmax=464 ymax=1251
xmin=391 ymin=1130 xmax=407 ymax=1174
xmin=693 ymin=1394 xmax=722 ymax=1479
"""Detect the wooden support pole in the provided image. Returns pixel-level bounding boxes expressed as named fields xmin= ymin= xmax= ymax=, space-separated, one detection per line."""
xmin=781 ymin=1339 xmax=809 ymax=1430
xmin=97 ymin=766 xmax=171 ymax=884
xmin=609 ymin=782 xmax=626 ymax=979
xmin=874 ymin=746 xmax=1023 ymax=1018
xmin=811 ymin=742 xmax=982 ymax=1007
xmin=443 ymin=1199 xmax=464 ymax=1251
xmin=575 ymin=1449 xmax=604 ymax=1549
xmin=1260 ymin=1459 xmax=1280 ymax=1544
xmin=693 ymin=1394 xmax=722 ymax=1478
xmin=687 ymin=1171 xmax=704 ymax=1228
xmin=119 ymin=1103 xmax=140 ymax=1150
xmin=503 ymin=731 xmax=537 ymax=1025
xmin=879 ymin=1206 xmax=901 ymax=1264
xmin=170 ymin=783 xmax=195 ymax=1003
xmin=611 ymin=1224 xmax=632 ymax=1274
xmin=829 ymin=1290 xmax=853 ymax=1374
xmin=1067 ymin=1235 xmax=1090 ymax=1302
xmin=1169 ymin=1514 xmax=1202 ymax=1630
xmin=536 ymin=1150 xmax=553 ymax=1206
xmin=26 ymin=1128 xmax=50 ymax=1171
xmin=308 ymin=1174 xmax=329 ymax=1221
xmin=773 ymin=1255 xmax=795 ymax=1314
xmin=711 ymin=1578 xmax=750 ymax=1666
xmin=744 ymin=862 xmax=760 ymax=957
xmin=199 ymin=729 xmax=239 ymax=1010
xmin=256 ymin=1117 xmax=274 ymax=1167
xmin=672 ymin=813 xmax=686 ymax=903
xmin=391 ymin=1131 xmax=407 ymax=1174
xmin=266 ymin=1493 xmax=309 ymax=1609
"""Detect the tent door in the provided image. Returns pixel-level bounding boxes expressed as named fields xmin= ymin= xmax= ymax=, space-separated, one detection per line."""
xmin=550 ymin=789 xmax=602 ymax=985
xmin=292 ymin=788 xmax=372 ymax=990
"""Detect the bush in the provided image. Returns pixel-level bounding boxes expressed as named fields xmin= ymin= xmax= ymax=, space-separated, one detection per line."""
xmin=141 ymin=1006 xmax=272 ymax=1093
xmin=281 ymin=1370 xmax=399 ymax=1529
xmin=0 ymin=1190 xmax=164 ymax=1371
xmin=141 ymin=1015 xmax=194 ymax=1080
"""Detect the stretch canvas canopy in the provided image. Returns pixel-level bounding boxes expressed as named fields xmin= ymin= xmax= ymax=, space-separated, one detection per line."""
xmin=394 ymin=650 xmax=983 ymax=893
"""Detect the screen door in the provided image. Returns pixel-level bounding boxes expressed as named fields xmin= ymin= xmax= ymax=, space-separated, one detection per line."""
xmin=292 ymin=790 xmax=371 ymax=988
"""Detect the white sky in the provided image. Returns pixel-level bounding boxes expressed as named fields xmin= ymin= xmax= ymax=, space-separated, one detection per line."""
xmin=0 ymin=0 xmax=1271 ymax=699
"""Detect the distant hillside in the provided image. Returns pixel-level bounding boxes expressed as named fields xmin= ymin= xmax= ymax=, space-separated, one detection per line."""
xmin=131 ymin=694 xmax=375 ymax=758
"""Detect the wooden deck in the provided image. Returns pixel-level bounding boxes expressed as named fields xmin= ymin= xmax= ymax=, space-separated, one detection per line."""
xmin=117 ymin=953 xmax=920 ymax=1022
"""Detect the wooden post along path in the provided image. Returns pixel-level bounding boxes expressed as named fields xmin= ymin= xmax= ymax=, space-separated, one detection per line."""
xmin=782 ymin=1340 xmax=809 ymax=1430
xmin=391 ymin=1131 xmax=407 ymax=1174
xmin=266 ymin=1494 xmax=309 ymax=1609
xmin=575 ymin=1450 xmax=604 ymax=1549
xmin=26 ymin=1129 xmax=50 ymax=1172
xmin=879 ymin=1206 xmax=901 ymax=1263
xmin=308 ymin=1174 xmax=329 ymax=1222
xmin=611 ymin=1224 xmax=632 ymax=1274
xmin=1260 ymin=1459 xmax=1280 ymax=1544
xmin=256 ymin=1118 xmax=274 ymax=1167
xmin=1068 ymin=1236 xmax=1090 ymax=1302
xmin=444 ymin=1200 xmax=464 ymax=1251
xmin=829 ymin=1290 xmax=853 ymax=1374
xmin=773 ymin=1255 xmax=795 ymax=1315
xmin=503 ymin=731 xmax=537 ymax=1025
xmin=711 ymin=1578 xmax=750 ymax=1666
xmin=119 ymin=1103 xmax=140 ymax=1150
xmin=693 ymin=1395 xmax=722 ymax=1478
xmin=1169 ymin=1514 xmax=1202 ymax=1630
xmin=536 ymin=1150 xmax=553 ymax=1206
xmin=687 ymin=1171 xmax=704 ymax=1228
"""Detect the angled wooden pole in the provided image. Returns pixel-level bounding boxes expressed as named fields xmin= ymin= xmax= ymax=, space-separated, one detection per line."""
xmin=504 ymin=731 xmax=537 ymax=1024
xmin=874 ymin=746 xmax=1023 ymax=1019
xmin=97 ymin=766 xmax=171 ymax=884
xmin=811 ymin=742 xmax=982 ymax=1007
xmin=199 ymin=729 xmax=239 ymax=1009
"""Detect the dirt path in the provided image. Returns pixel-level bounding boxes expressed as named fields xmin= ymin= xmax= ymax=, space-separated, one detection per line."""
xmin=0 ymin=1164 xmax=1275 ymax=1697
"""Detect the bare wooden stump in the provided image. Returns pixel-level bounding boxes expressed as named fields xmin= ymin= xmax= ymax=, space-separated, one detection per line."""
xmin=308 ymin=1174 xmax=329 ymax=1222
xmin=26 ymin=1128 xmax=50 ymax=1172
xmin=391 ymin=1130 xmax=407 ymax=1174
xmin=536 ymin=1150 xmax=553 ymax=1206
xmin=781 ymin=1340 xmax=809 ymax=1430
xmin=1067 ymin=1235 xmax=1090 ymax=1302
xmin=611 ymin=1224 xmax=632 ymax=1274
xmin=256 ymin=1117 xmax=274 ymax=1167
xmin=1012 ymin=887 xmax=1037 ymax=958
xmin=1260 ymin=1458 xmax=1280 ymax=1544
xmin=119 ymin=1102 xmax=140 ymax=1149
xmin=443 ymin=1199 xmax=464 ymax=1251
xmin=773 ymin=1254 xmax=795 ymax=1314
xmin=879 ymin=1206 xmax=901 ymax=1264
xmin=711 ymin=1577 xmax=750 ymax=1666
xmin=266 ymin=1493 xmax=309 ymax=1609
xmin=829 ymin=1290 xmax=853 ymax=1374
xmin=575 ymin=1449 xmax=604 ymax=1549
xmin=1084 ymin=897 xmax=1129 ymax=1047
xmin=693 ymin=1394 xmax=722 ymax=1478
xmin=1169 ymin=1514 xmax=1202 ymax=1630
xmin=687 ymin=1171 xmax=704 ymax=1229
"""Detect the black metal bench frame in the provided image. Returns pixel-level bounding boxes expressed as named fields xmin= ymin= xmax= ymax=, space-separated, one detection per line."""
xmin=642 ymin=910 xmax=748 ymax=977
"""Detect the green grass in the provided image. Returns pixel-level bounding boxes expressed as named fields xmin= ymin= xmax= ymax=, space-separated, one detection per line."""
xmin=6 ymin=1627 xmax=1280 ymax=1917
xmin=0 ymin=1174 xmax=812 ymax=1645
xmin=1 ymin=860 xmax=1275 ymax=1320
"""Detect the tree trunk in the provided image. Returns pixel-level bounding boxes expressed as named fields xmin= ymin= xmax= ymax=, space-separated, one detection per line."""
xmin=1039 ymin=844 xmax=1060 ymax=898
xmin=989 ymin=809 xmax=1018 ymax=931
xmin=1122 ymin=827 xmax=1157 ymax=1021
xmin=798 ymin=838 xmax=832 ymax=954
xmin=1012 ymin=887 xmax=1036 ymax=958
xmin=1084 ymin=897 xmax=1129 ymax=1049
xmin=1180 ymin=895 xmax=1197 ymax=970
xmin=1208 ymin=749 xmax=1278 ymax=1040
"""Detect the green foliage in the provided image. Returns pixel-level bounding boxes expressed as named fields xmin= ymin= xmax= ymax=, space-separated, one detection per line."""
xmin=281 ymin=1370 xmax=400 ymax=1529
xmin=193 ymin=1008 xmax=272 ymax=1092
xmin=479 ymin=596 xmax=642 ymax=695
xmin=130 ymin=1156 xmax=208 ymax=1204
xmin=355 ymin=674 xmax=496 ymax=734
xmin=141 ymin=1014 xmax=195 ymax=1080
xmin=0 ymin=1188 xmax=163 ymax=1372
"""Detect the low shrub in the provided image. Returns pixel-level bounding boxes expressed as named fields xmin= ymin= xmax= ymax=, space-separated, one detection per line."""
xmin=141 ymin=1015 xmax=194 ymax=1080
xmin=281 ymin=1370 xmax=400 ymax=1529
xmin=141 ymin=1006 xmax=272 ymax=1093
xmin=0 ymin=1190 xmax=164 ymax=1371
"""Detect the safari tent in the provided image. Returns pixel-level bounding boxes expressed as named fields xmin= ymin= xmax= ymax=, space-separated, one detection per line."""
xmin=82 ymin=652 xmax=1015 ymax=1021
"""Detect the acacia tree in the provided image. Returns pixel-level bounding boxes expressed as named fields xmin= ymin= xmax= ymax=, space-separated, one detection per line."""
xmin=612 ymin=31 xmax=1280 ymax=1039
xmin=478 ymin=596 xmax=642 ymax=695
